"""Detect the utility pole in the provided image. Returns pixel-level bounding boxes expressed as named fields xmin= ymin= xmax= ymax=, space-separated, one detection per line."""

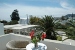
xmin=26 ymin=14 xmax=28 ymax=24
xmin=72 ymin=13 xmax=73 ymax=22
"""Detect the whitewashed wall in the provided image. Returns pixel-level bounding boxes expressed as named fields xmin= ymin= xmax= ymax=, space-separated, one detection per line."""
xmin=0 ymin=34 xmax=11 ymax=50
xmin=41 ymin=41 xmax=75 ymax=50
xmin=0 ymin=34 xmax=75 ymax=50
xmin=10 ymin=33 xmax=31 ymax=42
xmin=0 ymin=34 xmax=30 ymax=50
xmin=0 ymin=23 xmax=4 ymax=35
xmin=19 ymin=18 xmax=27 ymax=24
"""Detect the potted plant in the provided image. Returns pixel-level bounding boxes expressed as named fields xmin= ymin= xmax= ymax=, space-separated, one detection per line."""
xmin=30 ymin=30 xmax=46 ymax=48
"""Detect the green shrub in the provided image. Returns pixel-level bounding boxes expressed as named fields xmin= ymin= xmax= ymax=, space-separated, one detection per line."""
xmin=57 ymin=36 xmax=62 ymax=41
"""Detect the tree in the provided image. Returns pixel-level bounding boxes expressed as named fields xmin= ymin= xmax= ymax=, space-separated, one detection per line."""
xmin=61 ymin=16 xmax=65 ymax=20
xmin=39 ymin=15 xmax=57 ymax=40
xmin=29 ymin=16 xmax=41 ymax=25
xmin=66 ymin=27 xmax=75 ymax=40
xmin=8 ymin=20 xmax=18 ymax=25
xmin=0 ymin=20 xmax=8 ymax=25
xmin=65 ymin=21 xmax=75 ymax=40
xmin=10 ymin=9 xmax=20 ymax=21
xmin=55 ymin=22 xmax=67 ymax=29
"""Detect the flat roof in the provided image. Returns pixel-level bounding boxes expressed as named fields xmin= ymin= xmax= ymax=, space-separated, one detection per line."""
xmin=4 ymin=24 xmax=38 ymax=30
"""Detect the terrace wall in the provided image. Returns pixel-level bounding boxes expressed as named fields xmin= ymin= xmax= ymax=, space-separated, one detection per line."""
xmin=0 ymin=23 xmax=4 ymax=35
xmin=0 ymin=34 xmax=11 ymax=50
xmin=41 ymin=41 xmax=75 ymax=50
xmin=10 ymin=33 xmax=31 ymax=42
xmin=0 ymin=33 xmax=75 ymax=50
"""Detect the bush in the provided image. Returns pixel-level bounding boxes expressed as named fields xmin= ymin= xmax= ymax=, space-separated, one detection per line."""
xmin=66 ymin=27 xmax=75 ymax=40
xmin=8 ymin=20 xmax=18 ymax=25
xmin=57 ymin=36 xmax=62 ymax=41
xmin=55 ymin=23 xmax=67 ymax=29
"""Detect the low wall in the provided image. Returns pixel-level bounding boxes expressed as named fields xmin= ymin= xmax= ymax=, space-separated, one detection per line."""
xmin=0 ymin=34 xmax=11 ymax=50
xmin=10 ymin=34 xmax=75 ymax=50
xmin=41 ymin=41 xmax=75 ymax=50
xmin=0 ymin=23 xmax=4 ymax=35
xmin=0 ymin=34 xmax=31 ymax=50
xmin=10 ymin=33 xmax=31 ymax=42
xmin=0 ymin=33 xmax=75 ymax=50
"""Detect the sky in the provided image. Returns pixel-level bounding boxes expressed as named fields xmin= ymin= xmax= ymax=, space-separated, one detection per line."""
xmin=0 ymin=0 xmax=75 ymax=21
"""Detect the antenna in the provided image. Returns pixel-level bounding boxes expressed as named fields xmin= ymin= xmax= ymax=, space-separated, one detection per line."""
xmin=72 ymin=13 xmax=73 ymax=22
xmin=26 ymin=14 xmax=28 ymax=24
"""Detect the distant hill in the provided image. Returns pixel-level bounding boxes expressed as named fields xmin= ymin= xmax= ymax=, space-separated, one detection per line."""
xmin=65 ymin=14 xmax=75 ymax=17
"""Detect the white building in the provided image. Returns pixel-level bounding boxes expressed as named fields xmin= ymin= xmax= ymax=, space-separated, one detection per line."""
xmin=19 ymin=18 xmax=29 ymax=25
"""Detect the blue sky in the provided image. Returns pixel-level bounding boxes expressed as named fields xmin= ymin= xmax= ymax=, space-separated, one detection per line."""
xmin=0 ymin=0 xmax=75 ymax=21
xmin=0 ymin=0 xmax=61 ymax=7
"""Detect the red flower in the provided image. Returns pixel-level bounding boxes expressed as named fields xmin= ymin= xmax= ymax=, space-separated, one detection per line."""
xmin=41 ymin=36 xmax=44 ymax=40
xmin=30 ymin=34 xmax=33 ymax=38
xmin=41 ymin=32 xmax=46 ymax=40
xmin=30 ymin=30 xmax=34 ymax=39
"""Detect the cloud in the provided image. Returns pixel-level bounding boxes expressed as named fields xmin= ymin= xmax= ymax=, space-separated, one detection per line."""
xmin=0 ymin=3 xmax=75 ymax=21
xmin=60 ymin=1 xmax=74 ymax=9
xmin=60 ymin=1 xmax=75 ymax=14
xmin=60 ymin=2 xmax=69 ymax=9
